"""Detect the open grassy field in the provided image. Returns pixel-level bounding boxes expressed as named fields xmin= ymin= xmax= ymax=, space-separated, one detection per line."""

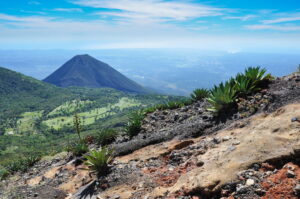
xmin=7 ymin=111 xmax=43 ymax=135
xmin=47 ymin=100 xmax=94 ymax=117
xmin=42 ymin=97 xmax=141 ymax=130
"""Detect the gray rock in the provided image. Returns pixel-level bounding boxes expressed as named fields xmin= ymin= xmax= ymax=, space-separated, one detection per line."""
xmin=112 ymin=195 xmax=120 ymax=199
xmin=222 ymin=136 xmax=231 ymax=142
xmin=196 ymin=160 xmax=204 ymax=167
xmin=213 ymin=137 xmax=221 ymax=144
xmin=232 ymin=140 xmax=241 ymax=145
xmin=236 ymin=185 xmax=249 ymax=194
xmin=294 ymin=184 xmax=300 ymax=196
xmin=253 ymin=163 xmax=260 ymax=171
xmin=291 ymin=117 xmax=299 ymax=122
xmin=228 ymin=146 xmax=236 ymax=152
xmin=174 ymin=113 xmax=180 ymax=121
xmin=245 ymin=179 xmax=255 ymax=186
xmin=287 ymin=170 xmax=295 ymax=178
xmin=255 ymin=188 xmax=266 ymax=196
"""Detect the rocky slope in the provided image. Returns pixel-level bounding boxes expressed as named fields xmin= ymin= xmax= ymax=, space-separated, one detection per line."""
xmin=2 ymin=72 xmax=300 ymax=199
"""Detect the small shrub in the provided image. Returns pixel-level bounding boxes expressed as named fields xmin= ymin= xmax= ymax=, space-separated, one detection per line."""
xmin=124 ymin=111 xmax=145 ymax=138
xmin=0 ymin=166 xmax=9 ymax=180
xmin=143 ymin=99 xmax=192 ymax=114
xmin=165 ymin=101 xmax=185 ymax=109
xmin=155 ymin=101 xmax=186 ymax=111
xmin=3 ymin=155 xmax=41 ymax=173
xmin=84 ymin=135 xmax=95 ymax=144
xmin=207 ymin=81 xmax=237 ymax=113
xmin=95 ymin=129 xmax=118 ymax=146
xmin=143 ymin=106 xmax=157 ymax=114
xmin=182 ymin=99 xmax=193 ymax=106
xmin=83 ymin=148 xmax=113 ymax=177
xmin=66 ymin=141 xmax=89 ymax=156
xmin=25 ymin=155 xmax=41 ymax=167
xmin=191 ymin=88 xmax=210 ymax=101
xmin=5 ymin=160 xmax=26 ymax=173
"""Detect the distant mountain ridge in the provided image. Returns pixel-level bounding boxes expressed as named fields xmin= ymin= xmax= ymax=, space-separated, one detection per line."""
xmin=43 ymin=54 xmax=150 ymax=94
xmin=0 ymin=66 xmax=77 ymax=119
xmin=0 ymin=66 xmax=50 ymax=94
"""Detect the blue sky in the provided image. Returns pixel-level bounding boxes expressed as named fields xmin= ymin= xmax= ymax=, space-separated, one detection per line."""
xmin=1 ymin=0 xmax=300 ymax=52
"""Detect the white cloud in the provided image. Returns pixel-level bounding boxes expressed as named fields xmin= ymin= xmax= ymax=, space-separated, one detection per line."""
xmin=223 ymin=15 xmax=256 ymax=21
xmin=1 ymin=13 xmax=300 ymax=52
xmin=0 ymin=13 xmax=52 ymax=23
xmin=20 ymin=10 xmax=46 ymax=15
xmin=95 ymin=11 xmax=167 ymax=23
xmin=74 ymin=0 xmax=224 ymax=21
xmin=262 ymin=15 xmax=300 ymax=24
xmin=28 ymin=1 xmax=40 ymax=5
xmin=245 ymin=24 xmax=300 ymax=31
xmin=0 ymin=13 xmax=196 ymax=46
xmin=52 ymin=8 xmax=83 ymax=12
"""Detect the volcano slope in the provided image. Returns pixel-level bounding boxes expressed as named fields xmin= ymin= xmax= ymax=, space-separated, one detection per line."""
xmin=2 ymin=72 xmax=300 ymax=199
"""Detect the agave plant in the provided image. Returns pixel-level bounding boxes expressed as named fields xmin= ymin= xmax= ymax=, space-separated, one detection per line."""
xmin=190 ymin=88 xmax=210 ymax=101
xmin=244 ymin=66 xmax=272 ymax=85
xmin=166 ymin=101 xmax=185 ymax=109
xmin=234 ymin=73 xmax=257 ymax=96
xmin=207 ymin=81 xmax=237 ymax=113
xmin=83 ymin=148 xmax=113 ymax=177
xmin=124 ymin=111 xmax=145 ymax=138
xmin=95 ymin=129 xmax=119 ymax=146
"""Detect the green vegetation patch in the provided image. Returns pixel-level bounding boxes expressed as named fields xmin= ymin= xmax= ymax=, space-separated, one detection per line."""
xmin=15 ymin=111 xmax=43 ymax=134
xmin=43 ymin=97 xmax=141 ymax=130
xmin=47 ymin=100 xmax=94 ymax=117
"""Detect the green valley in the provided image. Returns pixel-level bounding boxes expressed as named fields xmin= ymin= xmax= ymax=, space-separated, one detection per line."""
xmin=0 ymin=66 xmax=183 ymax=167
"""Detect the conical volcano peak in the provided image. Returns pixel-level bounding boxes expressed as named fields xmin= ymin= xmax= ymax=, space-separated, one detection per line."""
xmin=73 ymin=54 xmax=92 ymax=60
xmin=43 ymin=54 xmax=149 ymax=94
xmin=70 ymin=54 xmax=97 ymax=65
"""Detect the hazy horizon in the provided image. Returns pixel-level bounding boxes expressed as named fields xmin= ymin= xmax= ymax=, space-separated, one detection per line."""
xmin=1 ymin=49 xmax=299 ymax=96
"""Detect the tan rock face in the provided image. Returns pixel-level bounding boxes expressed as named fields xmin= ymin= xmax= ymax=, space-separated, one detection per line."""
xmin=23 ymin=162 xmax=92 ymax=198
xmin=59 ymin=165 xmax=92 ymax=194
xmin=116 ymin=139 xmax=195 ymax=164
xmin=151 ymin=103 xmax=300 ymax=197
xmin=98 ymin=185 xmax=135 ymax=199
xmin=26 ymin=176 xmax=43 ymax=186
xmin=44 ymin=166 xmax=62 ymax=179
xmin=100 ymin=103 xmax=300 ymax=198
